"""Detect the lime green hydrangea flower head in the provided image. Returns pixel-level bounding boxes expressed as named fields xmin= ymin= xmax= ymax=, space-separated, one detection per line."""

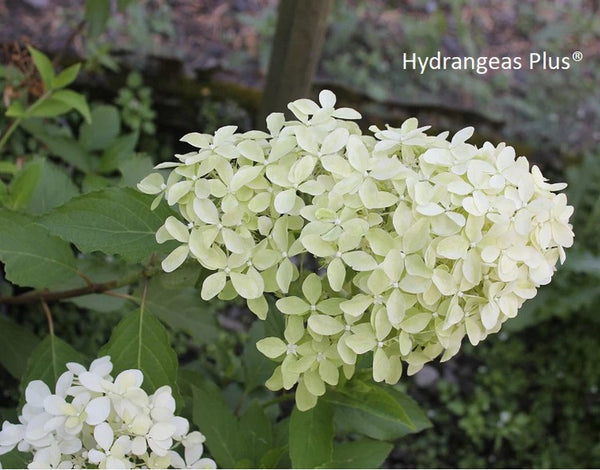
xmin=139 ymin=90 xmax=574 ymax=411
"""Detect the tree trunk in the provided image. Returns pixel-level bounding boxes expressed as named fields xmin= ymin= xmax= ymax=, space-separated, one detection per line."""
xmin=257 ymin=0 xmax=334 ymax=128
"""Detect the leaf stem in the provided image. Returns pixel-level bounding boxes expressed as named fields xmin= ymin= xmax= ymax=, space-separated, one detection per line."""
xmin=0 ymin=264 xmax=159 ymax=305
xmin=261 ymin=391 xmax=295 ymax=409
xmin=0 ymin=91 xmax=52 ymax=152
xmin=41 ymin=300 xmax=54 ymax=337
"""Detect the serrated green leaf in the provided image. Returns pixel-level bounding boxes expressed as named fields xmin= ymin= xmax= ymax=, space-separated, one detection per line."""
xmin=289 ymin=400 xmax=334 ymax=468
xmin=41 ymin=187 xmax=175 ymax=262
xmin=22 ymin=120 xmax=93 ymax=172
xmin=242 ymin=321 xmax=276 ymax=392
xmin=9 ymin=158 xmax=78 ymax=214
xmin=323 ymin=439 xmax=393 ymax=468
xmin=325 ymin=379 xmax=418 ymax=441
xmin=98 ymin=132 xmax=139 ymax=172
xmin=101 ymin=308 xmax=179 ymax=397
xmin=79 ymin=105 xmax=120 ymax=151
xmin=239 ymin=400 xmax=272 ymax=466
xmin=27 ymin=46 xmax=54 ymax=90
xmin=52 ymin=89 xmax=91 ymax=123
xmin=21 ymin=335 xmax=86 ymax=393
xmin=142 ymin=275 xmax=220 ymax=344
xmin=0 ymin=209 xmax=78 ymax=288
xmin=0 ymin=317 xmax=40 ymax=379
xmin=186 ymin=371 xmax=249 ymax=468
xmin=51 ymin=63 xmax=81 ymax=90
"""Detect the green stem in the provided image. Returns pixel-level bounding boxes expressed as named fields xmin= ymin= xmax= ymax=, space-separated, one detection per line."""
xmin=261 ymin=392 xmax=295 ymax=409
xmin=0 ymin=91 xmax=52 ymax=152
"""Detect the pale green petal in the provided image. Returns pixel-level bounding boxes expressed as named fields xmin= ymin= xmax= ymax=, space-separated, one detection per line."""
xmin=193 ymin=199 xmax=220 ymax=225
xmin=230 ymin=165 xmax=263 ymax=191
xmin=265 ymin=367 xmax=283 ymax=391
xmin=248 ymin=192 xmax=272 ymax=213
xmin=161 ymin=245 xmax=189 ymax=273
xmin=345 ymin=333 xmax=377 ymax=354
xmin=295 ymin=126 xmax=319 ymax=154
xmin=402 ymin=218 xmax=429 ymax=253
xmin=295 ymin=380 xmax=318 ymax=411
xmin=230 ymin=271 xmax=262 ymax=299
xmin=337 ymin=335 xmax=357 ymax=364
xmin=165 ymin=216 xmax=189 ymax=243
xmin=301 ymin=234 xmax=336 ymax=257
xmin=137 ymin=173 xmax=164 ymax=194
xmin=346 ymin=135 xmax=370 ymax=173
xmin=321 ymin=128 xmax=349 ymax=155
xmin=385 ymin=355 xmax=403 ymax=384
xmin=367 ymin=269 xmax=390 ymax=296
xmin=256 ymin=337 xmax=287 ymax=359
xmin=291 ymin=156 xmax=316 ymax=183
xmin=373 ymin=347 xmax=390 ymax=382
xmin=276 ymin=296 xmax=310 ymax=315
xmin=480 ymin=302 xmax=500 ymax=330
xmin=398 ymin=330 xmax=412 ymax=356
xmin=327 ymin=257 xmax=346 ymax=291
xmin=166 ymin=180 xmax=193 ymax=205
xmin=332 ymin=107 xmax=361 ymax=120
xmin=342 ymin=251 xmax=378 ymax=272
xmin=316 ymin=298 xmax=344 ymax=315
xmin=247 ymin=295 xmax=268 ymax=320
xmin=340 ymin=294 xmax=372 ymax=317
xmin=400 ymin=312 xmax=431 ymax=334
xmin=276 ymin=258 xmax=295 ymax=293
xmin=252 ymin=249 xmax=279 ymax=270
xmin=284 ymin=316 xmax=305 ymax=344
xmin=319 ymin=359 xmax=339 ymax=385
xmin=269 ymin=136 xmax=296 ymax=161
xmin=237 ymin=140 xmax=265 ymax=163
xmin=398 ymin=274 xmax=430 ymax=294
xmin=404 ymin=254 xmax=432 ymax=278
xmin=181 ymin=132 xmax=211 ymax=148
xmin=302 ymin=273 xmax=323 ymax=305
xmin=386 ymin=290 xmax=406 ymax=325
xmin=303 ymin=370 xmax=326 ymax=397
xmin=201 ymin=271 xmax=227 ymax=300
xmin=308 ymin=314 xmax=345 ymax=336
xmin=432 ymin=269 xmax=456 ymax=296
xmin=436 ymin=235 xmax=469 ymax=259
xmin=274 ymin=188 xmax=297 ymax=214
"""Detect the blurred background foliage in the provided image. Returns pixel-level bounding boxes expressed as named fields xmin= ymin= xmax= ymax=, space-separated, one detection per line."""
xmin=0 ymin=0 xmax=599 ymax=467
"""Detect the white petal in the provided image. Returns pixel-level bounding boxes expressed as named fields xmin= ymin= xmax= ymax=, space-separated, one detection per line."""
xmin=85 ymin=396 xmax=110 ymax=425
xmin=94 ymin=422 xmax=114 ymax=452
xmin=25 ymin=381 xmax=51 ymax=408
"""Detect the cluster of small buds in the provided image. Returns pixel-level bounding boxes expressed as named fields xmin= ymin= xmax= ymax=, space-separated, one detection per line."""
xmin=0 ymin=357 xmax=216 ymax=469
xmin=138 ymin=90 xmax=574 ymax=410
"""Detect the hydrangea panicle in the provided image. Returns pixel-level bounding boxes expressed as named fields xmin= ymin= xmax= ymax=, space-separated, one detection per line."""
xmin=138 ymin=90 xmax=574 ymax=411
xmin=0 ymin=356 xmax=216 ymax=469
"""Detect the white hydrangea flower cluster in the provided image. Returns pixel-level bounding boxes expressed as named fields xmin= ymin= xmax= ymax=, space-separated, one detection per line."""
xmin=138 ymin=90 xmax=573 ymax=411
xmin=0 ymin=356 xmax=216 ymax=469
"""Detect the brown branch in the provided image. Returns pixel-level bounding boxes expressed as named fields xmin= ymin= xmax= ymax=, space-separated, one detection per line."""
xmin=0 ymin=266 xmax=158 ymax=305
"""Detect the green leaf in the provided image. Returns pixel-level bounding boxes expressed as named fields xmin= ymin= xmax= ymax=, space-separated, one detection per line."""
xmin=9 ymin=158 xmax=78 ymax=214
xmin=22 ymin=120 xmax=93 ymax=172
xmin=289 ymin=400 xmax=334 ymax=468
xmin=0 ymin=317 xmax=40 ymax=379
xmin=85 ymin=0 xmax=111 ymax=38
xmin=187 ymin=371 xmax=249 ymax=468
xmin=325 ymin=379 xmax=419 ymax=441
xmin=239 ymin=400 xmax=272 ymax=466
xmin=98 ymin=132 xmax=139 ymax=172
xmin=41 ymin=187 xmax=176 ymax=262
xmin=79 ymin=105 xmax=120 ymax=151
xmin=21 ymin=335 xmax=86 ymax=393
xmin=100 ymin=308 xmax=179 ymax=396
xmin=142 ymin=274 xmax=220 ymax=344
xmin=28 ymin=96 xmax=72 ymax=118
xmin=0 ymin=210 xmax=78 ymax=289
xmin=0 ymin=448 xmax=31 ymax=469
xmin=27 ymin=46 xmax=54 ymax=91
xmin=52 ymin=89 xmax=91 ymax=123
xmin=242 ymin=321 xmax=276 ymax=393
xmin=0 ymin=161 xmax=18 ymax=174
xmin=5 ymin=101 xmax=25 ymax=117
xmin=51 ymin=63 xmax=81 ymax=89
xmin=324 ymin=439 xmax=394 ymax=468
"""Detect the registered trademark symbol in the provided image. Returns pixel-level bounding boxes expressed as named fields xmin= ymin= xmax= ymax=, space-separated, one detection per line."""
xmin=572 ymin=50 xmax=583 ymax=61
